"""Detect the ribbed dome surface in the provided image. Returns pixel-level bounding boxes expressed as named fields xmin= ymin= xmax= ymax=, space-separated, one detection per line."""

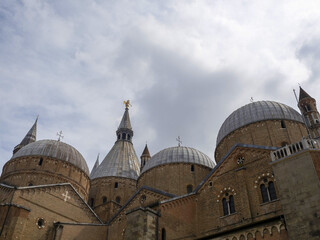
xmin=90 ymin=141 xmax=140 ymax=180
xmin=11 ymin=140 xmax=89 ymax=175
xmin=141 ymin=146 xmax=215 ymax=174
xmin=216 ymin=101 xmax=304 ymax=146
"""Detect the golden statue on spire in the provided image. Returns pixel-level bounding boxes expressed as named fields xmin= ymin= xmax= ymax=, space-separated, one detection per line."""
xmin=124 ymin=100 xmax=132 ymax=109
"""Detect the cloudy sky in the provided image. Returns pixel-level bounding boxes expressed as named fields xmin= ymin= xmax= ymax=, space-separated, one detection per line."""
xmin=1 ymin=0 xmax=320 ymax=172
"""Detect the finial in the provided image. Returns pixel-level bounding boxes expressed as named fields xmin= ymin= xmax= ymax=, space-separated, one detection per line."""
xmin=123 ymin=100 xmax=132 ymax=109
xmin=176 ymin=136 xmax=182 ymax=147
xmin=57 ymin=130 xmax=64 ymax=141
xmin=250 ymin=97 xmax=254 ymax=103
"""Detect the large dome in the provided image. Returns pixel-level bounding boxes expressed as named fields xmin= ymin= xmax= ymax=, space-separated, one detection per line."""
xmin=216 ymin=101 xmax=304 ymax=146
xmin=141 ymin=146 xmax=215 ymax=174
xmin=11 ymin=140 xmax=89 ymax=175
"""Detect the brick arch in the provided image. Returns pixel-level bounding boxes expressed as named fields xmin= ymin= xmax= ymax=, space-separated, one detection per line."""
xmin=247 ymin=232 xmax=254 ymax=240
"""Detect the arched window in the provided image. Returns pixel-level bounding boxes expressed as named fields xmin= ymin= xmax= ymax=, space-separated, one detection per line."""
xmin=260 ymin=180 xmax=277 ymax=203
xmin=222 ymin=194 xmax=235 ymax=216
xmin=305 ymin=104 xmax=311 ymax=111
xmin=187 ymin=185 xmax=193 ymax=193
xmin=268 ymin=182 xmax=277 ymax=200
xmin=115 ymin=196 xmax=121 ymax=204
xmin=39 ymin=157 xmax=43 ymax=166
xmin=260 ymin=184 xmax=269 ymax=203
xmin=90 ymin=198 xmax=94 ymax=207
xmin=114 ymin=182 xmax=118 ymax=188
xmin=161 ymin=228 xmax=166 ymax=240
xmin=281 ymin=120 xmax=286 ymax=128
xmin=127 ymin=134 xmax=131 ymax=140
xmin=117 ymin=134 xmax=120 ymax=140
xmin=102 ymin=196 xmax=107 ymax=204
xmin=191 ymin=164 xmax=195 ymax=172
xmin=122 ymin=133 xmax=126 ymax=140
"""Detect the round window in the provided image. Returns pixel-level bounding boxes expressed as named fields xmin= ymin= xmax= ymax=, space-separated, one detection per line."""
xmin=36 ymin=218 xmax=45 ymax=229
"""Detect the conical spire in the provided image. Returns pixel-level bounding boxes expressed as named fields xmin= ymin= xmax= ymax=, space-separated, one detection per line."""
xmin=91 ymin=101 xmax=140 ymax=180
xmin=118 ymin=108 xmax=132 ymax=130
xmin=140 ymin=144 xmax=151 ymax=171
xmin=90 ymin=153 xmax=100 ymax=178
xmin=141 ymin=144 xmax=150 ymax=158
xmin=299 ymin=86 xmax=312 ymax=101
xmin=13 ymin=117 xmax=38 ymax=154
xmin=116 ymin=100 xmax=133 ymax=142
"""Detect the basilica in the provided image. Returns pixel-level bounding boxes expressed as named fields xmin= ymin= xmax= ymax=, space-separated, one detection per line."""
xmin=0 ymin=87 xmax=319 ymax=240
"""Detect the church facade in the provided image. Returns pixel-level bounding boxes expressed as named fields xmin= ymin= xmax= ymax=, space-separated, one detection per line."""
xmin=0 ymin=87 xmax=319 ymax=240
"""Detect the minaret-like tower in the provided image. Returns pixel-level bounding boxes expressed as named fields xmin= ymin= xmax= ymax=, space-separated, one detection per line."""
xmin=89 ymin=100 xmax=140 ymax=222
xmin=140 ymin=144 xmax=151 ymax=171
xmin=298 ymin=87 xmax=320 ymax=138
xmin=13 ymin=117 xmax=38 ymax=154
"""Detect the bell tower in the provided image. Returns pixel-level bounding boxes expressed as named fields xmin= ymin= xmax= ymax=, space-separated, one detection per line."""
xmin=298 ymin=87 xmax=320 ymax=138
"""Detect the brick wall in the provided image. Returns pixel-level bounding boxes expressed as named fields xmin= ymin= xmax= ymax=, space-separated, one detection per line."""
xmin=271 ymin=150 xmax=320 ymax=239
xmin=215 ymin=120 xmax=307 ymax=162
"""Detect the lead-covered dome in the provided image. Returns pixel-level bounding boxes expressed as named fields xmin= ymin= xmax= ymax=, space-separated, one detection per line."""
xmin=11 ymin=139 xmax=89 ymax=175
xmin=216 ymin=101 xmax=304 ymax=146
xmin=141 ymin=146 xmax=215 ymax=174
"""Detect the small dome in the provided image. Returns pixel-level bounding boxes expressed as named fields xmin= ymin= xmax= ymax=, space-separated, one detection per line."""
xmin=216 ymin=101 xmax=304 ymax=146
xmin=141 ymin=146 xmax=215 ymax=174
xmin=11 ymin=140 xmax=89 ymax=175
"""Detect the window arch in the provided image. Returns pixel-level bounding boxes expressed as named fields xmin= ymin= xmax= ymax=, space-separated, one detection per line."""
xmin=260 ymin=180 xmax=277 ymax=203
xmin=39 ymin=157 xmax=43 ymax=166
xmin=191 ymin=164 xmax=195 ymax=172
xmin=161 ymin=228 xmax=166 ymax=240
xmin=281 ymin=120 xmax=286 ymax=128
xmin=102 ymin=196 xmax=107 ymax=204
xmin=90 ymin=198 xmax=94 ymax=207
xmin=122 ymin=133 xmax=126 ymax=140
xmin=115 ymin=196 xmax=121 ymax=204
xmin=305 ymin=104 xmax=311 ymax=111
xmin=187 ymin=185 xmax=193 ymax=193
xmin=222 ymin=194 xmax=235 ymax=216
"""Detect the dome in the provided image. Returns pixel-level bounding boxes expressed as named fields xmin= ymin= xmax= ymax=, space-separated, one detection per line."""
xmin=141 ymin=146 xmax=215 ymax=174
xmin=90 ymin=141 xmax=140 ymax=180
xmin=11 ymin=140 xmax=89 ymax=175
xmin=216 ymin=101 xmax=304 ymax=146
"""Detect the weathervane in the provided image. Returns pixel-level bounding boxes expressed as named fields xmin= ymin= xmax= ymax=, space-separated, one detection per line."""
xmin=124 ymin=100 xmax=132 ymax=109
xmin=176 ymin=136 xmax=182 ymax=147
xmin=57 ymin=131 xmax=64 ymax=141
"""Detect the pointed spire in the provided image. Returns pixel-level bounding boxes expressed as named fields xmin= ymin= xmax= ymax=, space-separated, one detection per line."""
xmin=90 ymin=153 xmax=100 ymax=178
xmin=141 ymin=144 xmax=150 ymax=158
xmin=118 ymin=107 xmax=132 ymax=130
xmin=116 ymin=101 xmax=134 ymax=142
xmin=140 ymin=144 xmax=151 ymax=171
xmin=13 ymin=117 xmax=38 ymax=154
xmin=299 ymin=86 xmax=312 ymax=101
